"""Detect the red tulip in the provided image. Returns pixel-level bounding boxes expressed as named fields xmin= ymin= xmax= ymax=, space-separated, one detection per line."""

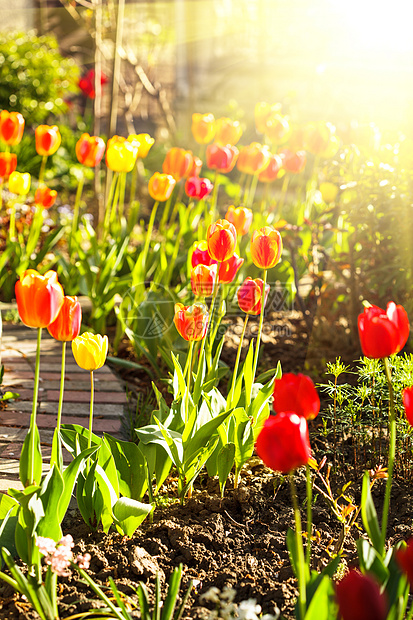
xmin=35 ymin=125 xmax=61 ymax=157
xmin=0 ymin=111 xmax=24 ymax=146
xmin=402 ymin=386 xmax=413 ymax=426
xmin=0 ymin=152 xmax=17 ymax=179
xmin=191 ymin=240 xmax=217 ymax=268
xmin=15 ymin=270 xmax=64 ymax=329
xmin=273 ymin=373 xmax=320 ymax=420
xmin=191 ymin=264 xmax=218 ymax=297
xmin=251 ymin=226 xmax=283 ymax=269
xmin=162 ymin=147 xmax=193 ymax=182
xmin=35 ymin=186 xmax=57 ymax=209
xmin=279 ymin=149 xmax=306 ymax=174
xmin=78 ymin=69 xmax=108 ymax=99
xmin=174 ymin=302 xmax=209 ymax=341
xmin=358 ymin=302 xmax=409 ymax=359
xmin=185 ymin=176 xmax=213 ymax=200
xmin=206 ymin=144 xmax=239 ymax=173
xmin=335 ymin=571 xmax=387 ymax=620
xmin=207 ymin=219 xmax=237 ymax=262
xmin=225 ymin=205 xmax=253 ymax=236
xmin=396 ymin=539 xmax=413 ymax=588
xmin=237 ymin=277 xmax=270 ymax=315
xmin=76 ymin=133 xmax=106 ymax=167
xmin=255 ymin=412 xmax=311 ymax=473
xmin=48 ymin=296 xmax=82 ymax=342
xmin=218 ymin=253 xmax=244 ymax=283
xmin=258 ymin=154 xmax=283 ymax=183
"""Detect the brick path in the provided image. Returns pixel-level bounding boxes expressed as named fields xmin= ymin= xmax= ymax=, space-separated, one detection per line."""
xmin=0 ymin=324 xmax=128 ymax=492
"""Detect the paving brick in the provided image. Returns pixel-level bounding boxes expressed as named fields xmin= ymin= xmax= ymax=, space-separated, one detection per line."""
xmin=46 ymin=390 xmax=127 ymax=404
xmin=5 ymin=401 xmax=124 ymax=417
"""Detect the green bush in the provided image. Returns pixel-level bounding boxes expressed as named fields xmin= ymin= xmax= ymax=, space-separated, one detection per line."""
xmin=0 ymin=30 xmax=79 ymax=126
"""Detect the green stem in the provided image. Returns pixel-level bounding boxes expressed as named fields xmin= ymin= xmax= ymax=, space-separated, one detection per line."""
xmin=70 ymin=170 xmax=85 ymax=253
xmin=246 ymin=173 xmax=259 ymax=208
xmin=109 ymin=172 xmax=121 ymax=227
xmin=102 ymin=172 xmax=119 ymax=240
xmin=56 ymin=341 xmax=66 ymax=434
xmin=159 ymin=194 xmax=173 ymax=233
xmin=185 ymin=341 xmax=195 ymax=424
xmin=381 ymin=356 xmax=396 ymax=551
xmin=278 ymin=174 xmax=290 ymax=216
xmin=236 ymin=172 xmax=246 ymax=205
xmin=207 ymin=170 xmax=220 ymax=227
xmin=88 ymin=370 xmax=94 ymax=450
xmin=228 ymin=314 xmax=249 ymax=407
xmin=29 ymin=327 xmax=42 ymax=486
xmin=129 ymin=159 xmax=139 ymax=208
xmin=290 ymin=473 xmax=307 ymax=620
xmin=118 ymin=171 xmax=126 ymax=221
xmin=38 ymin=155 xmax=47 ymax=186
xmin=243 ymin=174 xmax=253 ymax=206
xmin=142 ymin=201 xmax=159 ymax=269
xmin=305 ymin=464 xmax=312 ymax=566
xmin=251 ymin=269 xmax=267 ymax=386
xmin=71 ymin=565 xmax=125 ymax=620
xmin=8 ymin=198 xmax=17 ymax=241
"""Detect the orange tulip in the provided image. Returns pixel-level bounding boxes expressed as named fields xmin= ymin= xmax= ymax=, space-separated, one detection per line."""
xmin=206 ymin=144 xmax=239 ymax=173
xmin=254 ymin=102 xmax=282 ymax=134
xmin=225 ymin=205 xmax=253 ymax=236
xmin=187 ymin=155 xmax=202 ymax=178
xmin=237 ymin=143 xmax=271 ymax=175
xmin=279 ymin=149 xmax=306 ymax=174
xmin=191 ymin=264 xmax=218 ymax=297
xmin=174 ymin=302 xmax=209 ymax=341
xmin=264 ymin=114 xmax=291 ymax=145
xmin=304 ymin=122 xmax=339 ymax=157
xmin=251 ymin=227 xmax=283 ymax=269
xmin=191 ymin=113 xmax=216 ymax=144
xmin=162 ymin=147 xmax=193 ymax=181
xmin=148 ymin=172 xmax=176 ymax=202
xmin=258 ymin=154 xmax=284 ymax=183
xmin=238 ymin=277 xmax=270 ymax=315
xmin=35 ymin=186 xmax=57 ymax=209
xmin=215 ymin=117 xmax=242 ymax=146
xmin=0 ymin=152 xmax=17 ymax=178
xmin=15 ymin=269 xmax=64 ymax=329
xmin=76 ymin=133 xmax=106 ymax=167
xmin=0 ymin=110 xmax=24 ymax=146
xmin=207 ymin=219 xmax=237 ymax=262
xmin=218 ymin=253 xmax=244 ymax=283
xmin=48 ymin=296 xmax=82 ymax=342
xmin=35 ymin=125 xmax=61 ymax=157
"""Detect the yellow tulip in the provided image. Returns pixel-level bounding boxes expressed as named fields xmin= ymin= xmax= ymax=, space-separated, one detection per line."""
xmin=127 ymin=133 xmax=155 ymax=159
xmin=72 ymin=332 xmax=108 ymax=371
xmin=8 ymin=171 xmax=31 ymax=195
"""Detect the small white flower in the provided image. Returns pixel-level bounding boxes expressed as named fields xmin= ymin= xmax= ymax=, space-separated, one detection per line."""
xmin=200 ymin=586 xmax=221 ymax=604
xmin=238 ymin=599 xmax=261 ymax=620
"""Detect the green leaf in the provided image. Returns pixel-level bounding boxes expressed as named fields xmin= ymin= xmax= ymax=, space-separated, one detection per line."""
xmin=19 ymin=425 xmax=42 ymax=487
xmin=304 ymin=575 xmax=336 ymax=620
xmin=286 ymin=527 xmax=299 ymax=577
xmin=243 ymin=340 xmax=255 ymax=405
xmin=256 ymin=361 xmax=282 ymax=384
xmin=361 ymin=471 xmax=382 ymax=554
xmin=217 ymin=443 xmax=235 ymax=497
xmin=113 ymin=497 xmax=152 ymax=537
xmin=0 ymin=505 xmax=18 ymax=563
xmin=171 ymin=352 xmax=186 ymax=401
xmin=59 ymin=445 xmax=99 ymax=521
xmin=184 ymin=409 xmax=232 ymax=468
xmin=104 ymin=434 xmax=148 ymax=500
xmin=36 ymin=465 xmax=64 ymax=541
xmin=356 ymin=539 xmax=389 ymax=583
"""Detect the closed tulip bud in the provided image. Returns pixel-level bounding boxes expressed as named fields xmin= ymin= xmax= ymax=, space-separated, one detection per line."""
xmin=35 ymin=125 xmax=61 ymax=157
xmin=225 ymin=205 xmax=253 ymax=236
xmin=403 ymin=387 xmax=413 ymax=426
xmin=214 ymin=117 xmax=243 ymax=146
xmin=9 ymin=171 xmax=30 ymax=195
xmin=273 ymin=373 xmax=320 ymax=420
xmin=76 ymin=133 xmax=106 ymax=167
xmin=279 ymin=149 xmax=306 ymax=173
xmin=219 ymin=253 xmax=244 ymax=283
xmin=35 ymin=186 xmax=57 ymax=209
xmin=187 ymin=155 xmax=202 ymax=178
xmin=237 ymin=142 xmax=271 ymax=175
xmin=0 ymin=152 xmax=17 ymax=178
xmin=335 ymin=571 xmax=387 ymax=620
xmin=192 ymin=113 xmax=216 ymax=144
xmin=251 ymin=226 xmax=283 ymax=269
xmin=264 ymin=114 xmax=291 ymax=145
xmin=185 ymin=176 xmax=213 ymax=200
xmin=48 ymin=296 xmax=82 ymax=342
xmin=162 ymin=147 xmax=194 ymax=181
xmin=304 ymin=122 xmax=338 ymax=157
xmin=191 ymin=240 xmax=217 ymax=268
xmin=0 ymin=110 xmax=25 ymax=145
xmin=206 ymin=144 xmax=239 ymax=173
xmin=127 ymin=133 xmax=154 ymax=158
xmin=191 ymin=264 xmax=218 ymax=297
xmin=207 ymin=219 xmax=237 ymax=262
xmin=358 ymin=302 xmax=409 ymax=359
xmin=255 ymin=102 xmax=282 ymax=134
xmin=148 ymin=172 xmax=176 ymax=202
xmin=237 ymin=277 xmax=269 ymax=315
xmin=258 ymin=154 xmax=284 ymax=183
xmin=72 ymin=332 xmax=108 ymax=371
xmin=15 ymin=269 xmax=64 ymax=329
xmin=106 ymin=136 xmax=137 ymax=172
xmin=174 ymin=302 xmax=209 ymax=341
xmin=396 ymin=539 xmax=413 ymax=588
xmin=256 ymin=412 xmax=311 ymax=473
xmin=319 ymin=181 xmax=338 ymax=204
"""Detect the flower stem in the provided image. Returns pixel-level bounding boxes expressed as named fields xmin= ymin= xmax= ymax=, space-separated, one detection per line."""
xmin=142 ymin=201 xmax=159 ymax=269
xmin=70 ymin=170 xmax=85 ymax=254
xmin=381 ymin=356 xmax=396 ymax=552
xmin=102 ymin=171 xmax=119 ymax=240
xmin=29 ymin=327 xmax=42 ymax=486
xmin=8 ymin=198 xmax=17 ymax=241
xmin=185 ymin=340 xmax=195 ymax=423
xmin=56 ymin=341 xmax=66 ymax=434
xmin=305 ymin=464 xmax=312 ymax=566
xmin=289 ymin=473 xmax=307 ymax=620
xmin=228 ymin=314 xmax=249 ymax=407
xmin=251 ymin=269 xmax=267 ymax=386
xmin=88 ymin=370 xmax=94 ymax=450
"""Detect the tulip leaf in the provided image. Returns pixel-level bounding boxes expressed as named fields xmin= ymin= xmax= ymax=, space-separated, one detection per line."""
xmin=0 ymin=505 xmax=19 ymax=564
xmin=19 ymin=424 xmax=42 ymax=488
xmin=243 ymin=340 xmax=255 ymax=406
xmin=171 ymin=352 xmax=186 ymax=401
xmin=104 ymin=434 xmax=148 ymax=501
xmin=361 ymin=471 xmax=382 ymax=554
xmin=113 ymin=497 xmax=152 ymax=537
xmin=356 ymin=539 xmax=389 ymax=584
xmin=184 ymin=408 xmax=233 ymax=468
xmin=304 ymin=575 xmax=335 ymax=620
xmin=59 ymin=445 xmax=99 ymax=521
xmin=36 ymin=465 xmax=64 ymax=542
xmin=218 ymin=442 xmax=235 ymax=497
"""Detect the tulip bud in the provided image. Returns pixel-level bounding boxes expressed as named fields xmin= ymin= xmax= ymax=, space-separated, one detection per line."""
xmin=105 ymin=136 xmax=137 ymax=172
xmin=251 ymin=226 xmax=283 ymax=269
xmin=273 ymin=373 xmax=320 ymax=420
xmin=162 ymin=147 xmax=194 ymax=182
xmin=15 ymin=269 xmax=64 ymax=329
xmin=319 ymin=182 xmax=338 ymax=204
xmin=214 ymin=117 xmax=242 ymax=146
xmin=402 ymin=387 xmax=413 ymax=426
xmin=335 ymin=570 xmax=387 ymax=620
xmin=127 ymin=133 xmax=154 ymax=158
xmin=237 ymin=277 xmax=270 ymax=315
xmin=35 ymin=186 xmax=57 ymax=209
xmin=206 ymin=144 xmax=239 ymax=174
xmin=191 ymin=113 xmax=216 ymax=144
xmin=35 ymin=125 xmax=61 ymax=157
xmin=191 ymin=241 xmax=217 ymax=268
xmin=48 ymin=296 xmax=82 ymax=342
xmin=264 ymin=114 xmax=291 ymax=145
xmin=148 ymin=172 xmax=176 ymax=202
xmin=396 ymin=539 xmax=413 ymax=588
xmin=237 ymin=142 xmax=271 ymax=175
xmin=9 ymin=171 xmax=31 ymax=195
xmin=0 ymin=110 xmax=25 ymax=146
xmin=256 ymin=412 xmax=311 ymax=473
xmin=218 ymin=253 xmax=244 ymax=284
xmin=254 ymin=102 xmax=282 ymax=134
xmin=191 ymin=264 xmax=218 ymax=297
xmin=185 ymin=176 xmax=213 ymax=201
xmin=358 ymin=302 xmax=409 ymax=359
xmin=207 ymin=219 xmax=237 ymax=262
xmin=279 ymin=149 xmax=306 ymax=174
xmin=225 ymin=205 xmax=253 ymax=236
xmin=174 ymin=302 xmax=209 ymax=341
xmin=72 ymin=332 xmax=108 ymax=371
xmin=76 ymin=133 xmax=106 ymax=167
xmin=258 ymin=154 xmax=284 ymax=183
